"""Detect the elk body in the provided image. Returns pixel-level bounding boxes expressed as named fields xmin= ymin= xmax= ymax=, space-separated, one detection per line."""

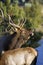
xmin=0 ymin=47 xmax=37 ymax=65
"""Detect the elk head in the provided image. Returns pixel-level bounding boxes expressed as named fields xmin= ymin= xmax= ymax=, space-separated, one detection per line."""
xmin=8 ymin=15 xmax=33 ymax=49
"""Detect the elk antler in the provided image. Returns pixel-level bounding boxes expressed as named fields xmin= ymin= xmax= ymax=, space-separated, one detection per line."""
xmin=21 ymin=18 xmax=26 ymax=28
xmin=0 ymin=8 xmax=4 ymax=19
xmin=8 ymin=15 xmax=26 ymax=30
xmin=8 ymin=15 xmax=21 ymax=29
xmin=0 ymin=8 xmax=4 ymax=24
xmin=18 ymin=18 xmax=26 ymax=28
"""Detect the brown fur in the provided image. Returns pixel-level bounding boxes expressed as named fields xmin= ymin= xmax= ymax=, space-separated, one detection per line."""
xmin=9 ymin=29 xmax=30 ymax=49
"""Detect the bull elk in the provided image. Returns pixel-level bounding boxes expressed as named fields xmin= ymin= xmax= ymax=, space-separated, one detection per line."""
xmin=0 ymin=47 xmax=37 ymax=65
xmin=0 ymin=9 xmax=34 ymax=54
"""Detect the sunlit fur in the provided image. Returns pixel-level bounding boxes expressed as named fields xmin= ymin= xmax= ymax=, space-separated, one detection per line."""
xmin=0 ymin=47 xmax=37 ymax=65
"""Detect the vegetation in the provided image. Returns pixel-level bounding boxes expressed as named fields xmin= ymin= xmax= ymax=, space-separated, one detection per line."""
xmin=0 ymin=0 xmax=43 ymax=49
xmin=0 ymin=0 xmax=42 ymax=35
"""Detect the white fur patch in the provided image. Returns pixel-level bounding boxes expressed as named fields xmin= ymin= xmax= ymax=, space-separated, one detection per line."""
xmin=5 ymin=55 xmax=16 ymax=65
xmin=2 ymin=51 xmax=5 ymax=54
xmin=5 ymin=51 xmax=36 ymax=65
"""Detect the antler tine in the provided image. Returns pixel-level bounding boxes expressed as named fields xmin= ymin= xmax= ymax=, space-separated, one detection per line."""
xmin=19 ymin=18 xmax=26 ymax=28
xmin=18 ymin=18 xmax=26 ymax=29
xmin=18 ymin=19 xmax=21 ymax=26
xmin=0 ymin=8 xmax=4 ymax=19
xmin=21 ymin=18 xmax=26 ymax=28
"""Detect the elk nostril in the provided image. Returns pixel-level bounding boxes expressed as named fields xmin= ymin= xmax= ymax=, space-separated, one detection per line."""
xmin=24 ymin=64 xmax=26 ymax=65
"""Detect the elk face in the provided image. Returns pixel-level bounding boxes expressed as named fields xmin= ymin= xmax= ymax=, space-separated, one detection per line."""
xmin=0 ymin=47 xmax=37 ymax=65
xmin=21 ymin=29 xmax=30 ymax=40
